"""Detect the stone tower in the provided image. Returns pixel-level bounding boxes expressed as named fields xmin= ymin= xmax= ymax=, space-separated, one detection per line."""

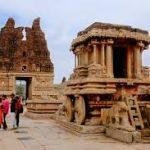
xmin=0 ymin=18 xmax=54 ymax=100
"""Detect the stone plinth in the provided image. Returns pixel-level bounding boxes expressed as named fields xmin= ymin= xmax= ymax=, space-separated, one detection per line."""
xmin=26 ymin=100 xmax=62 ymax=119
xmin=106 ymin=127 xmax=141 ymax=143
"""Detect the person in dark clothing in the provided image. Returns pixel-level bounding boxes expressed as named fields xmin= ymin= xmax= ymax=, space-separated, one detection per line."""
xmin=10 ymin=94 xmax=16 ymax=112
xmin=10 ymin=93 xmax=17 ymax=128
xmin=15 ymin=96 xmax=23 ymax=127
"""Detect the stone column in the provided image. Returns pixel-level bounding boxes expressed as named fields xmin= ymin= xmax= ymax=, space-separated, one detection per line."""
xmin=127 ymin=47 xmax=132 ymax=78
xmin=85 ymin=50 xmax=88 ymax=65
xmin=79 ymin=53 xmax=82 ymax=65
xmin=77 ymin=54 xmax=80 ymax=67
xmin=106 ymin=39 xmax=114 ymax=78
xmin=75 ymin=54 xmax=77 ymax=68
xmin=140 ymin=49 xmax=143 ymax=71
xmin=101 ymin=43 xmax=105 ymax=66
xmin=134 ymin=42 xmax=143 ymax=78
xmin=134 ymin=47 xmax=140 ymax=78
xmin=93 ymin=44 xmax=97 ymax=64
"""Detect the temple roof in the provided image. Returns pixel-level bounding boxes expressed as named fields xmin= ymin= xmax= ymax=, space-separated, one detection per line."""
xmin=71 ymin=22 xmax=150 ymax=49
xmin=78 ymin=22 xmax=149 ymax=36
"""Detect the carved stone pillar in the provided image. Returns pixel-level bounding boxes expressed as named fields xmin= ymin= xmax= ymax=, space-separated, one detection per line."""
xmin=85 ymin=50 xmax=88 ymax=65
xmin=134 ymin=47 xmax=140 ymax=78
xmin=77 ymin=54 xmax=80 ymax=67
xmin=101 ymin=42 xmax=105 ymax=66
xmin=79 ymin=53 xmax=82 ymax=65
xmin=106 ymin=39 xmax=114 ymax=78
xmin=75 ymin=55 xmax=77 ymax=68
xmin=127 ymin=47 xmax=132 ymax=78
xmin=140 ymin=49 xmax=143 ymax=71
xmin=134 ymin=42 xmax=143 ymax=78
xmin=93 ymin=44 xmax=97 ymax=64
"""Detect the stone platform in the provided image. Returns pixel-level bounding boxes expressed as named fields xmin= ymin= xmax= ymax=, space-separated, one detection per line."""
xmin=53 ymin=115 xmax=106 ymax=136
xmin=53 ymin=115 xmax=150 ymax=143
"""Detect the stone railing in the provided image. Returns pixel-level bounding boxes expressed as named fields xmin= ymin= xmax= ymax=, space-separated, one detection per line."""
xmin=69 ymin=64 xmax=107 ymax=80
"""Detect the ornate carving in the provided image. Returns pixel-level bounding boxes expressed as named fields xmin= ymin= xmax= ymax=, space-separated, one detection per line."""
xmin=74 ymin=95 xmax=86 ymax=125
xmin=88 ymin=64 xmax=107 ymax=78
xmin=102 ymin=101 xmax=133 ymax=130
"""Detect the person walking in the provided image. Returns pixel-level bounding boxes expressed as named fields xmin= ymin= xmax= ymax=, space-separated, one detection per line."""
xmin=10 ymin=93 xmax=17 ymax=128
xmin=15 ymin=96 xmax=23 ymax=128
xmin=2 ymin=95 xmax=10 ymax=130
xmin=0 ymin=98 xmax=4 ymax=129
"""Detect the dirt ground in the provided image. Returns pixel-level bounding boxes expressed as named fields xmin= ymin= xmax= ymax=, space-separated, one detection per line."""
xmin=0 ymin=115 xmax=149 ymax=150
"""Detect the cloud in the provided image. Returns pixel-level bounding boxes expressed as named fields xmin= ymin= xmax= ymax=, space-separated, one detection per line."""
xmin=0 ymin=0 xmax=149 ymax=83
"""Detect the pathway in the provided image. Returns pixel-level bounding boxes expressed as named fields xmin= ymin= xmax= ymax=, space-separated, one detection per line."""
xmin=0 ymin=115 xmax=149 ymax=150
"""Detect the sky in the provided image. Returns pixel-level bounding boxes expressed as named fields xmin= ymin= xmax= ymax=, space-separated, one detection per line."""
xmin=0 ymin=0 xmax=149 ymax=83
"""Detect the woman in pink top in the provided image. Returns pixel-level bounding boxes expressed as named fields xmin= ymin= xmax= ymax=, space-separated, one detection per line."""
xmin=2 ymin=95 xmax=10 ymax=129
xmin=0 ymin=98 xmax=4 ymax=128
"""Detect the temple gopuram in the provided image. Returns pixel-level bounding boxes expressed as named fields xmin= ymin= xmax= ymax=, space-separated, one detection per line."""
xmin=58 ymin=22 xmax=150 ymax=143
xmin=0 ymin=18 xmax=61 ymax=116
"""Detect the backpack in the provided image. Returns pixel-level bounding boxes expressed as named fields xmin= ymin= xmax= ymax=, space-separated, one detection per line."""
xmin=16 ymin=100 xmax=23 ymax=113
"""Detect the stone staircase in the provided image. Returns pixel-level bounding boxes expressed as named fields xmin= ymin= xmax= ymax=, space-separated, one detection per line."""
xmin=125 ymin=96 xmax=144 ymax=130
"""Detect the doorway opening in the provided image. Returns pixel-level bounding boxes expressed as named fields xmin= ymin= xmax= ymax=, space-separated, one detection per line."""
xmin=15 ymin=77 xmax=32 ymax=100
xmin=113 ymin=47 xmax=127 ymax=78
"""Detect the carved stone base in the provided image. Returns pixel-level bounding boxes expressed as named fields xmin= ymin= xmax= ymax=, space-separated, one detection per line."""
xmin=53 ymin=115 xmax=105 ymax=136
xmin=26 ymin=100 xmax=62 ymax=118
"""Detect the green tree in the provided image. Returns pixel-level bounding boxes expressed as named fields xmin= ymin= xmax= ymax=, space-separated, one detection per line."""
xmin=16 ymin=84 xmax=25 ymax=97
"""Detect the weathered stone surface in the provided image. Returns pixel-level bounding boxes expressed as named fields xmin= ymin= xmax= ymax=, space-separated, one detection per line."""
xmin=106 ymin=126 xmax=142 ymax=143
xmin=106 ymin=127 xmax=138 ymax=143
xmin=26 ymin=99 xmax=62 ymax=114
xmin=133 ymin=131 xmax=142 ymax=143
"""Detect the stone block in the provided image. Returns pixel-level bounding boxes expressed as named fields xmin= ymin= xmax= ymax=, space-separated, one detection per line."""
xmin=106 ymin=127 xmax=133 ymax=143
xmin=132 ymin=131 xmax=141 ymax=143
